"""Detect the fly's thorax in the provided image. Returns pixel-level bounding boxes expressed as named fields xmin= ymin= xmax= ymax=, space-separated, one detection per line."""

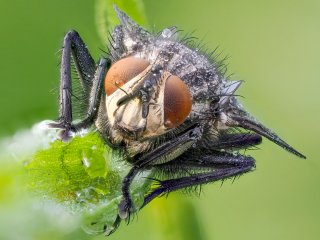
xmin=104 ymin=56 xmax=192 ymax=143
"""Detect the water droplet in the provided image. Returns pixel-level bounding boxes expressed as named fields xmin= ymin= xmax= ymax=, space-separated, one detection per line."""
xmin=161 ymin=28 xmax=172 ymax=38
xmin=77 ymin=128 xmax=88 ymax=137
xmin=163 ymin=55 xmax=170 ymax=62
xmin=83 ymin=157 xmax=90 ymax=168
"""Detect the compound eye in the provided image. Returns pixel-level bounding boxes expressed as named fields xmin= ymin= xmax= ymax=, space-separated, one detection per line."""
xmin=104 ymin=57 xmax=149 ymax=95
xmin=164 ymin=75 xmax=192 ymax=128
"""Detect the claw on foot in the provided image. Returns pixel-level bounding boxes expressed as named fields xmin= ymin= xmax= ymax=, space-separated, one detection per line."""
xmin=118 ymin=198 xmax=134 ymax=220
xmin=118 ymin=199 xmax=129 ymax=219
xmin=47 ymin=121 xmax=73 ymax=141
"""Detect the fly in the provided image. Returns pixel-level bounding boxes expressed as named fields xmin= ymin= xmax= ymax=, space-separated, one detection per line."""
xmin=49 ymin=5 xmax=306 ymax=224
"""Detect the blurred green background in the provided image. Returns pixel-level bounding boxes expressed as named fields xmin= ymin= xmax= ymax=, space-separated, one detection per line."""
xmin=0 ymin=0 xmax=319 ymax=239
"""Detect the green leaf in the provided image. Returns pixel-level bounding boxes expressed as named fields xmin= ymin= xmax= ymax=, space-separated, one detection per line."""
xmin=25 ymin=131 xmax=152 ymax=235
xmin=26 ymin=132 xmax=121 ymax=203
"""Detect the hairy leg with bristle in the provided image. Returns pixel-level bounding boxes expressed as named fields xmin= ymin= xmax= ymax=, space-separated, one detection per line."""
xmin=210 ymin=132 xmax=262 ymax=150
xmin=142 ymin=152 xmax=255 ymax=207
xmin=49 ymin=30 xmax=109 ymax=139
xmin=228 ymin=115 xmax=306 ymax=158
xmin=118 ymin=125 xmax=201 ymax=220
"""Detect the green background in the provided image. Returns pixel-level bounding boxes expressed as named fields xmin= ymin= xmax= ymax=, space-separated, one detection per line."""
xmin=0 ymin=0 xmax=319 ymax=239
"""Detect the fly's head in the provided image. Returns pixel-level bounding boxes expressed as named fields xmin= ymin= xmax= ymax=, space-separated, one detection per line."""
xmin=96 ymin=6 xmax=305 ymax=159
xmin=104 ymin=57 xmax=192 ymax=141
xmin=95 ymin=8 xmax=197 ymax=155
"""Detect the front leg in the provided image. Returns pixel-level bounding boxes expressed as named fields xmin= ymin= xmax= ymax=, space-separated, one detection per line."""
xmin=58 ymin=30 xmax=95 ymax=128
xmin=118 ymin=125 xmax=202 ymax=220
xmin=49 ymin=30 xmax=109 ymax=139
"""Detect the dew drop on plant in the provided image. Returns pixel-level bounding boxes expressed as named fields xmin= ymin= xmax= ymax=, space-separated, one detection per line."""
xmin=82 ymin=156 xmax=90 ymax=168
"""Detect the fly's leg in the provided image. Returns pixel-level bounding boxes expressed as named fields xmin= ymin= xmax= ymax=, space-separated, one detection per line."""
xmin=55 ymin=30 xmax=95 ymax=127
xmin=118 ymin=125 xmax=202 ymax=220
xmin=49 ymin=30 xmax=109 ymax=139
xmin=141 ymin=132 xmax=262 ymax=207
xmin=209 ymin=133 xmax=262 ymax=150
xmin=72 ymin=58 xmax=110 ymax=130
xmin=142 ymin=151 xmax=255 ymax=207
xmin=118 ymin=165 xmax=140 ymax=220
xmin=228 ymin=115 xmax=306 ymax=158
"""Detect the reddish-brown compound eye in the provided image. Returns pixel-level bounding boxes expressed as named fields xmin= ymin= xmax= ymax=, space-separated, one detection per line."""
xmin=164 ymin=75 xmax=192 ymax=128
xmin=104 ymin=57 xmax=149 ymax=95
